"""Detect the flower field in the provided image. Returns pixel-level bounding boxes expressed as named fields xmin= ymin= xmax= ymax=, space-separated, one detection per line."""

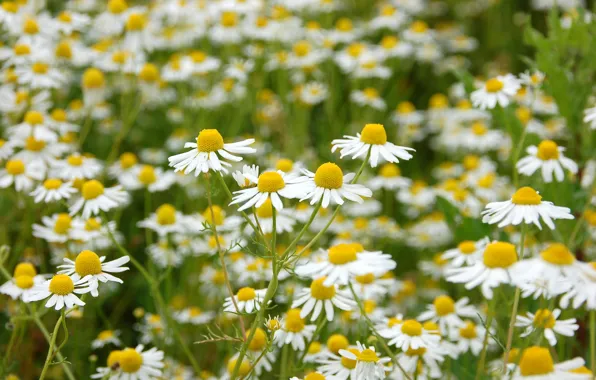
xmin=0 ymin=0 xmax=596 ymax=379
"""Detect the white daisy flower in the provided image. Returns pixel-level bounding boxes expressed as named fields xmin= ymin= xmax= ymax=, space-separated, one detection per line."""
xmin=120 ymin=164 xmax=177 ymax=192
xmin=470 ymin=74 xmax=521 ymax=109
xmin=441 ymin=237 xmax=490 ymax=268
xmin=32 ymin=213 xmax=81 ymax=243
xmin=29 ymin=178 xmax=77 ymax=203
xmin=295 ymin=243 xmax=396 ymax=286
xmin=515 ymin=308 xmax=578 ymax=346
xmin=7 ymin=110 xmax=58 ymax=142
xmin=50 ymin=153 xmax=104 ymax=180
xmin=230 ymin=169 xmax=305 ymax=211
xmin=69 ymin=179 xmax=129 ymax=219
xmin=223 ymin=287 xmax=268 ymax=314
xmin=516 ymin=140 xmax=578 ymax=183
xmin=351 ymin=88 xmax=387 ymax=110
xmin=292 ymin=276 xmax=356 ymax=322
xmin=273 ymin=308 xmax=317 ymax=351
xmin=91 ymin=329 xmax=122 ymax=349
xmin=481 ymin=186 xmax=574 ymax=230
xmin=168 ymin=129 xmax=255 ymax=175
xmin=137 ymin=204 xmax=191 ymax=237
xmin=99 ymin=345 xmax=165 ymax=380
xmin=446 ymin=241 xmax=518 ymax=299
xmin=173 ymin=306 xmax=215 ymax=325
xmin=232 ymin=164 xmax=259 ymax=188
xmin=379 ymin=318 xmax=441 ymax=351
xmin=147 ymin=240 xmax=183 ymax=268
xmin=0 ymin=262 xmax=45 ymax=301
xmin=299 ymin=163 xmax=372 ymax=208
xmin=27 ymin=273 xmax=91 ymax=310
xmin=367 ymin=163 xmax=411 ymax=191
xmin=583 ymin=105 xmax=596 ymax=129
xmin=338 ymin=342 xmax=391 ymax=380
xmin=510 ymin=346 xmax=589 ymax=379
xmin=57 ymin=249 xmax=130 ymax=297
xmin=451 ymin=319 xmax=493 ymax=356
xmin=331 ymin=123 xmax=415 ymax=168
xmin=418 ymin=295 xmax=479 ymax=334
xmin=0 ymin=159 xmax=44 ymax=192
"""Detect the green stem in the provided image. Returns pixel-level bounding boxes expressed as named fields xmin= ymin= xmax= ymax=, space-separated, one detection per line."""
xmin=476 ymin=297 xmax=497 ymax=379
xmin=279 ymin=344 xmax=290 ymax=380
xmin=280 ymin=201 xmax=322 ymax=260
xmin=39 ymin=310 xmax=65 ymax=380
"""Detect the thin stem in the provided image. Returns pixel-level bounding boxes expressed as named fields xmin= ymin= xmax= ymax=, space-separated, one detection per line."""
xmin=348 ymin=283 xmax=412 ymax=380
xmin=591 ymin=310 xmax=595 ymax=376
xmin=280 ymin=201 xmax=322 ymax=260
xmin=39 ymin=310 xmax=65 ymax=380
xmin=476 ymin=297 xmax=497 ymax=379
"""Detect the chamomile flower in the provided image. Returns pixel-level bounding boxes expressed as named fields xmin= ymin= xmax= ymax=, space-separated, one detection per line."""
xmin=51 ymin=153 xmax=104 ymax=180
xmin=380 ymin=318 xmax=441 ymax=351
xmin=69 ymin=179 xmax=128 ymax=219
xmin=273 ymin=308 xmax=317 ymax=351
xmin=451 ymin=319 xmax=492 ymax=355
xmin=232 ymin=164 xmax=259 ymax=188
xmin=446 ymin=241 xmax=518 ymax=299
xmin=441 ymin=237 xmax=489 ymax=268
xmin=296 ymin=243 xmax=396 ymax=286
xmin=516 ymin=140 xmax=578 ymax=182
xmin=27 ymin=273 xmax=91 ymax=310
xmin=137 ymin=204 xmax=189 ymax=237
xmin=418 ymin=295 xmax=478 ymax=333
xmin=120 ymin=164 xmax=176 ymax=192
xmin=292 ymin=276 xmax=356 ymax=321
xmin=367 ymin=163 xmax=411 ymax=191
xmin=224 ymin=287 xmax=268 ymax=314
xmin=299 ymin=163 xmax=372 ymax=208
xmin=102 ymin=345 xmax=165 ymax=380
xmin=510 ymin=346 xmax=589 ymax=379
xmin=515 ymin=309 xmax=578 ymax=346
xmin=92 ymin=330 xmax=122 ymax=349
xmin=29 ymin=178 xmax=77 ymax=203
xmin=481 ymin=187 xmax=574 ymax=230
xmin=174 ymin=306 xmax=216 ymax=325
xmin=57 ymin=249 xmax=130 ymax=297
xmin=470 ymin=74 xmax=521 ymax=109
xmin=230 ymin=169 xmax=304 ymax=211
xmin=168 ymin=129 xmax=256 ymax=175
xmin=0 ymin=159 xmax=44 ymax=192
xmin=0 ymin=262 xmax=45 ymax=301
xmin=338 ymin=342 xmax=391 ymax=380
xmin=331 ymin=123 xmax=415 ymax=168
xmin=351 ymin=88 xmax=387 ymax=110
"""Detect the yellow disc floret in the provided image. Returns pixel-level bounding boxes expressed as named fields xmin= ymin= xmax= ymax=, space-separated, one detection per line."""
xmin=433 ymin=295 xmax=455 ymax=316
xmin=14 ymin=263 xmax=36 ymax=277
xmin=156 ymin=204 xmax=176 ymax=225
xmin=15 ymin=275 xmax=34 ymax=289
xmin=540 ymin=243 xmax=575 ymax=265
xmin=511 ymin=187 xmax=542 ymax=205
xmin=138 ymin=165 xmax=156 ymax=185
xmin=310 ymin=277 xmax=336 ymax=300
xmin=82 ymin=68 xmax=105 ymax=89
xmin=53 ymin=213 xmax=72 ymax=234
xmin=519 ymin=346 xmax=554 ymax=376
xmin=82 ymin=180 xmax=105 ymax=200
xmin=75 ymin=250 xmax=102 ymax=276
xmin=257 ymin=172 xmax=285 ymax=193
xmin=119 ymin=348 xmax=143 ymax=373
xmin=49 ymin=274 xmax=74 ymax=295
xmin=327 ymin=334 xmax=349 ymax=354
xmin=536 ymin=140 xmax=560 ymax=160
xmin=285 ymin=308 xmax=305 ymax=332
xmin=401 ymin=319 xmax=422 ymax=336
xmin=314 ymin=163 xmax=343 ymax=189
xmin=328 ymin=244 xmax=358 ymax=265
xmin=6 ymin=160 xmax=25 ymax=175
xmin=237 ymin=287 xmax=256 ymax=301
xmin=360 ymin=123 xmax=387 ymax=145
xmin=532 ymin=309 xmax=556 ymax=329
xmin=485 ymin=78 xmax=504 ymax=93
xmin=197 ymin=129 xmax=224 ymax=152
xmin=483 ymin=242 xmax=517 ymax=268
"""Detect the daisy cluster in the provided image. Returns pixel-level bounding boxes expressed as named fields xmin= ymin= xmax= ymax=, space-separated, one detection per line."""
xmin=0 ymin=0 xmax=594 ymax=380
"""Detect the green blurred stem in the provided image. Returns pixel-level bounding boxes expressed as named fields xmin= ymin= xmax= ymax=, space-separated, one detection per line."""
xmin=39 ymin=310 xmax=65 ymax=380
xmin=476 ymin=296 xmax=497 ymax=379
xmin=591 ymin=310 xmax=596 ymax=375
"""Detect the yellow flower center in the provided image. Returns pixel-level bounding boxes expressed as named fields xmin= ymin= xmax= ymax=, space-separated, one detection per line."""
xmin=257 ymin=172 xmax=285 ymax=193
xmin=483 ymin=242 xmax=518 ymax=268
xmin=328 ymin=244 xmax=358 ymax=265
xmin=401 ymin=320 xmax=422 ymax=336
xmin=126 ymin=13 xmax=146 ymax=31
xmin=139 ymin=63 xmax=159 ymax=82
xmin=355 ymin=273 xmax=375 ymax=284
xmin=51 ymin=109 xmax=67 ymax=122
xmin=1 ymin=2 xmax=18 ymax=13
xmin=540 ymin=243 xmax=575 ymax=265
xmin=516 ymin=107 xmax=532 ymax=125
xmin=32 ymin=62 xmax=48 ymax=74
xmin=477 ymin=173 xmax=495 ymax=188
xmin=14 ymin=263 xmax=36 ymax=277
xmin=212 ymin=270 xmax=225 ymax=285
xmin=202 ymin=205 xmax=224 ymax=225
xmin=107 ymin=0 xmax=128 ymax=14
xmin=227 ymin=358 xmax=250 ymax=376
xmin=85 ymin=218 xmax=101 ymax=231
xmin=82 ymin=180 xmax=105 ymax=200
xmin=397 ymin=101 xmax=415 ymax=114
xmin=208 ymin=235 xmax=225 ymax=249
xmin=327 ymin=334 xmax=349 ymax=354
xmin=138 ymin=165 xmax=156 ymax=185
xmin=220 ymin=11 xmax=237 ymax=27
xmin=423 ymin=321 xmax=440 ymax=333
xmin=459 ymin=320 xmax=477 ymax=339
xmin=23 ymin=18 xmax=39 ymax=34
xmin=363 ymin=87 xmax=379 ymax=99
xmin=256 ymin=198 xmax=274 ymax=218
xmin=82 ymin=68 xmax=105 ymax=89
xmin=532 ymin=309 xmax=556 ymax=329
xmin=336 ymin=18 xmax=353 ymax=32
xmin=406 ymin=347 xmax=427 ymax=356
xmin=67 ymin=155 xmax=83 ymax=166
xmin=410 ymin=20 xmax=428 ymax=33
xmin=519 ymin=347 xmax=554 ymax=376
xmin=267 ymin=318 xmax=281 ymax=331
xmin=536 ymin=140 xmax=560 ymax=160
xmin=25 ymin=136 xmax=46 ymax=151
xmin=75 ymin=250 xmax=102 ymax=276
xmin=471 ymin=122 xmax=487 ymax=135
xmin=429 ymin=93 xmax=448 ymax=109
xmin=314 ymin=163 xmax=343 ymax=189
xmin=463 ymin=155 xmax=479 ymax=170
xmin=15 ymin=275 xmax=34 ymax=289
xmin=308 ymin=341 xmax=322 ymax=354
xmin=347 ymin=43 xmax=365 ymax=57
xmin=49 ymin=274 xmax=74 ymax=295
xmin=485 ymin=78 xmax=504 ymax=93
xmin=293 ymin=40 xmax=311 ymax=57
xmin=237 ymin=287 xmax=256 ymax=301
xmin=106 ymin=350 xmax=122 ymax=367
xmin=156 ymin=204 xmax=177 ymax=225
xmin=341 ymin=348 xmax=359 ymax=369
xmin=511 ymin=187 xmax=542 ymax=205
xmin=248 ymin=328 xmax=267 ymax=351
xmin=310 ymin=277 xmax=336 ymax=300
xmin=57 ymin=11 xmax=71 ymax=23
xmin=570 ymin=366 xmax=593 ymax=374
xmin=197 ymin=129 xmax=224 ymax=152
xmin=53 ymin=213 xmax=72 ymax=234
xmin=458 ymin=241 xmax=476 ymax=254
xmin=380 ymin=163 xmax=401 ymax=177
xmin=433 ymin=295 xmax=455 ymax=316
xmin=285 ymin=308 xmax=305 ymax=332
xmin=6 ymin=160 xmax=25 ymax=175
xmin=14 ymin=43 xmax=30 ymax=56
xmin=275 ymin=158 xmax=293 ymax=172
xmin=358 ymin=348 xmax=380 ymax=362
xmin=119 ymin=348 xmax=143 ymax=373
xmin=305 ymin=373 xmax=325 ymax=380
xmin=360 ymin=123 xmax=387 ymax=145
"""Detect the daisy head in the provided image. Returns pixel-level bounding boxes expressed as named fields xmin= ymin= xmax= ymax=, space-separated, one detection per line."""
xmin=513 ymin=346 xmax=588 ymax=379
xmin=471 ymin=74 xmax=521 ymax=109
xmin=482 ymin=186 xmax=574 ymax=230
xmin=27 ymin=273 xmax=91 ymax=310
xmin=223 ymin=287 xmax=268 ymax=314
xmin=230 ymin=169 xmax=304 ymax=211
xmin=0 ymin=262 xmax=43 ymax=301
xmin=105 ymin=345 xmax=164 ymax=379
xmin=338 ymin=341 xmax=391 ymax=380
xmin=516 ymin=140 xmax=578 ymax=183
xmin=384 ymin=318 xmax=441 ymax=351
xmin=69 ymin=179 xmax=128 ymax=219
